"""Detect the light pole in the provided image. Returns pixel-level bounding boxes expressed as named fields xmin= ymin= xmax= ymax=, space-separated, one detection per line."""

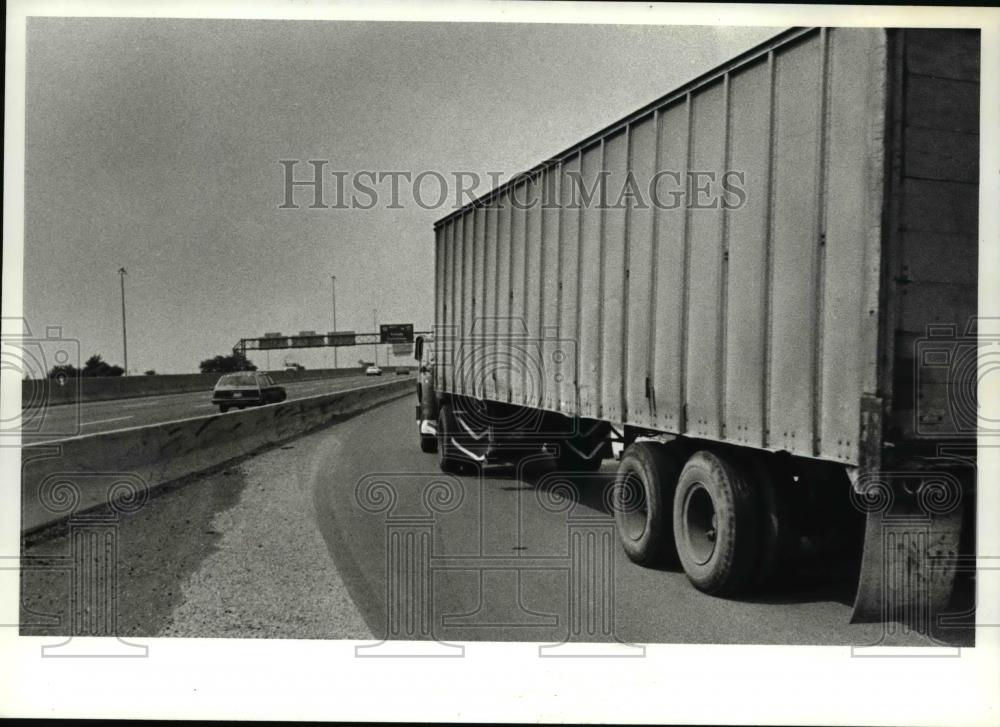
xmin=118 ymin=267 xmax=128 ymax=375
xmin=331 ymin=275 xmax=338 ymax=369
xmin=372 ymin=308 xmax=378 ymax=366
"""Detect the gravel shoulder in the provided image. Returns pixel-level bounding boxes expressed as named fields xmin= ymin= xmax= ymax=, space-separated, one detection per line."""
xmin=159 ymin=428 xmax=371 ymax=639
xmin=21 ymin=416 xmax=373 ymax=640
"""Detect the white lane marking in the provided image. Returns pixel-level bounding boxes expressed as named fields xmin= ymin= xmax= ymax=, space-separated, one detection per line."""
xmin=82 ymin=415 xmax=134 ymax=426
xmin=122 ymin=401 xmax=157 ymax=409
xmin=193 ymin=403 xmax=216 ymax=408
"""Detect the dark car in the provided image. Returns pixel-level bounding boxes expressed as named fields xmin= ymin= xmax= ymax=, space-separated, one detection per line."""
xmin=212 ymin=371 xmax=286 ymax=413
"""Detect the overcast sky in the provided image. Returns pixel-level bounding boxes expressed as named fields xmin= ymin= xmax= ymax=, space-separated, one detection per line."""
xmin=24 ymin=18 xmax=780 ymax=373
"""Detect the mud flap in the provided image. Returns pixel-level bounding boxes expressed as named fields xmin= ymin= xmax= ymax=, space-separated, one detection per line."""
xmin=850 ymin=473 xmax=965 ymax=628
xmin=449 ymin=404 xmax=490 ymax=463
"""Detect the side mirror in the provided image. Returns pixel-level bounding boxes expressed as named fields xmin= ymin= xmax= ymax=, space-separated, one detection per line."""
xmin=413 ymin=336 xmax=423 ymax=362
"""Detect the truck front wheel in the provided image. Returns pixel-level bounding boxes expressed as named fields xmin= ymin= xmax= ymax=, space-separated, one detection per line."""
xmin=613 ymin=442 xmax=682 ymax=566
xmin=673 ymin=450 xmax=762 ymax=596
xmin=420 ymin=431 xmax=438 ymax=453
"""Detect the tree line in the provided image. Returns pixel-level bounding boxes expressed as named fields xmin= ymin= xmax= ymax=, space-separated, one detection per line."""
xmin=46 ymin=351 xmax=260 ymax=377
xmin=48 ymin=354 xmax=124 ymax=378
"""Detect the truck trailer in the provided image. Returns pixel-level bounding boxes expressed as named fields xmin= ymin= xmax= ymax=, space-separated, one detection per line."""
xmin=414 ymin=27 xmax=979 ymax=625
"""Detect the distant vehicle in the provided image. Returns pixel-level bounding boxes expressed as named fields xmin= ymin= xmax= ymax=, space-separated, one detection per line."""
xmin=395 ymin=367 xmax=410 ymax=375
xmin=283 ymin=362 xmax=305 ymax=372
xmin=365 ymin=365 xmax=382 ymax=376
xmin=212 ymin=371 xmax=286 ymax=412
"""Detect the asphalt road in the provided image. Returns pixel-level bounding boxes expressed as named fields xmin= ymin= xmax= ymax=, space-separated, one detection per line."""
xmin=22 ymin=373 xmax=411 ymax=443
xmin=19 ymin=393 xmax=973 ymax=646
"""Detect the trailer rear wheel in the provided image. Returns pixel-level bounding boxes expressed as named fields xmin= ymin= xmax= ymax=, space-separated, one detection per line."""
xmin=673 ymin=450 xmax=761 ymax=595
xmin=613 ymin=442 xmax=682 ymax=566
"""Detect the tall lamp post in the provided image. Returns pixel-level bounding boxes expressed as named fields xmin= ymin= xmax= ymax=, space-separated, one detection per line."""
xmin=372 ymin=308 xmax=378 ymax=366
xmin=118 ymin=267 xmax=129 ymax=375
xmin=331 ymin=275 xmax=338 ymax=369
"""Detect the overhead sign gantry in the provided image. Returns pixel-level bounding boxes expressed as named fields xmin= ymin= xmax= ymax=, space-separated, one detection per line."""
xmin=233 ymin=325 xmax=423 ymax=360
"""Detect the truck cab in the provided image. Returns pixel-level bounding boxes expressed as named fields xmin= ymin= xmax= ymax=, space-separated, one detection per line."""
xmin=413 ymin=335 xmax=439 ymax=453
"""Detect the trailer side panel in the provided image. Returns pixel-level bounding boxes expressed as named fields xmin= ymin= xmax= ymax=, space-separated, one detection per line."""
xmin=436 ymin=28 xmax=889 ymax=466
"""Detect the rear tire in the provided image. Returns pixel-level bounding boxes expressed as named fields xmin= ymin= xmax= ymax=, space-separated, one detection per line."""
xmin=613 ymin=442 xmax=682 ymax=567
xmin=673 ymin=449 xmax=762 ymax=596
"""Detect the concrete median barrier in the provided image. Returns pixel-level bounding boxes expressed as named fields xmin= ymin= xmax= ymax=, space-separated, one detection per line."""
xmin=21 ymin=366 xmax=401 ymax=408
xmin=21 ymin=377 xmax=415 ymax=535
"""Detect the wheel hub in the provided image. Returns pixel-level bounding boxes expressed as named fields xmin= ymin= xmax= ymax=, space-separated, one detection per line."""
xmin=684 ymin=483 xmax=717 ymax=565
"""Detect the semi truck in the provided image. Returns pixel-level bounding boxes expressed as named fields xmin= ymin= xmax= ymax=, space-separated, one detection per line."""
xmin=414 ymin=27 xmax=979 ymax=625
